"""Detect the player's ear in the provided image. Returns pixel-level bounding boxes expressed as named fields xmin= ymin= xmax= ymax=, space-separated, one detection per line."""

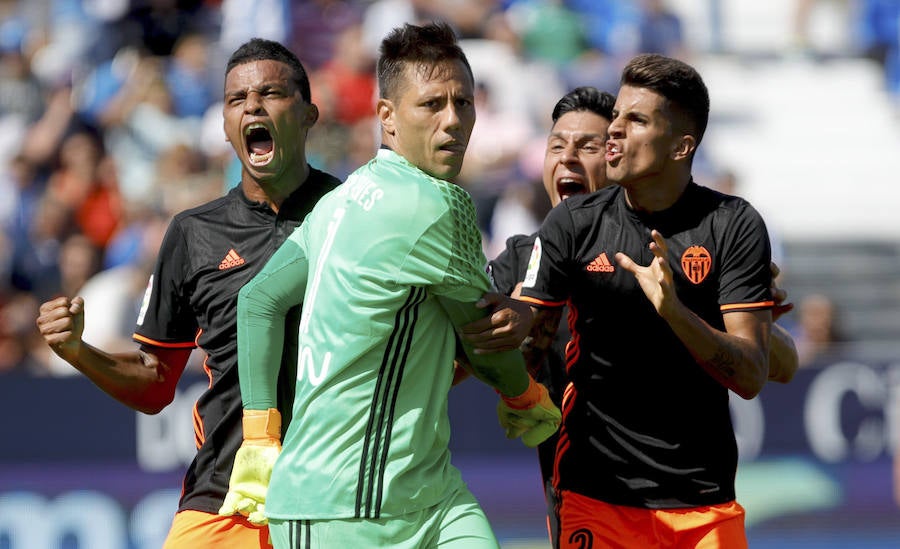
xmin=671 ymin=134 xmax=696 ymax=161
xmin=377 ymin=98 xmax=396 ymax=135
xmin=305 ymin=103 xmax=319 ymax=126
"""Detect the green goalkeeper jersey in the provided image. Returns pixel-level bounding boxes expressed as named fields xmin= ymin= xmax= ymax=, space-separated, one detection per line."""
xmin=238 ymin=148 xmax=495 ymax=520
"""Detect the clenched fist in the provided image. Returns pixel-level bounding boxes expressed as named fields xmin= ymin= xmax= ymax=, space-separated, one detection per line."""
xmin=36 ymin=296 xmax=85 ymax=362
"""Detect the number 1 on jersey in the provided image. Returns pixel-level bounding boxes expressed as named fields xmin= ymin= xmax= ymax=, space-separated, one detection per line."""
xmin=297 ymin=207 xmax=345 ymax=386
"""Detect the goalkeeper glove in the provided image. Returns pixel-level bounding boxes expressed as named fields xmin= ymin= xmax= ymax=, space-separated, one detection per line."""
xmin=497 ymin=376 xmax=561 ymax=447
xmin=218 ymin=408 xmax=282 ymax=525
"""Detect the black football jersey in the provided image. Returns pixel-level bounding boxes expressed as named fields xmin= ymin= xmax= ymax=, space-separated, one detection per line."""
xmin=519 ymin=182 xmax=773 ymax=508
xmin=133 ymin=167 xmax=341 ymax=513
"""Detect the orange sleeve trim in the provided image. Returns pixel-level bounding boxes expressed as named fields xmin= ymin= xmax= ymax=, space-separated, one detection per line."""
xmin=720 ymin=300 xmax=775 ymax=312
xmin=133 ymin=333 xmax=197 ymax=349
xmin=517 ymin=295 xmax=567 ymax=308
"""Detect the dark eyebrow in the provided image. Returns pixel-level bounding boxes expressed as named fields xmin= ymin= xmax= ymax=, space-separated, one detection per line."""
xmin=549 ymin=131 xmax=605 ymax=141
xmin=622 ymin=109 xmax=648 ymax=121
xmin=227 ymin=83 xmax=286 ymax=96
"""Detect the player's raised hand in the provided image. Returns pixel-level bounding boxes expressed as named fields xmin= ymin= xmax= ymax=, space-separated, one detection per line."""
xmin=36 ymin=296 xmax=85 ymax=362
xmin=616 ymin=230 xmax=678 ymax=317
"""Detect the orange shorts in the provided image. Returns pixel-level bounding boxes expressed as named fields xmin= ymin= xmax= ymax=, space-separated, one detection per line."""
xmin=163 ymin=510 xmax=271 ymax=549
xmin=558 ymin=490 xmax=747 ymax=549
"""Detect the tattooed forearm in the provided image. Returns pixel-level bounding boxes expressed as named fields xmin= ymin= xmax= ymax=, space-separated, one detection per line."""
xmin=708 ymin=342 xmax=740 ymax=379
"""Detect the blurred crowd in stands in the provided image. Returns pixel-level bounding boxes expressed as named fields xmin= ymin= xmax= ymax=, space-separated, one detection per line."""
xmin=0 ymin=0 xmax=894 ymax=376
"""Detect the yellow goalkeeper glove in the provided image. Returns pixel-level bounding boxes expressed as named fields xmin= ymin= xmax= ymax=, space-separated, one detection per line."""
xmin=497 ymin=376 xmax=561 ymax=447
xmin=218 ymin=408 xmax=281 ymax=525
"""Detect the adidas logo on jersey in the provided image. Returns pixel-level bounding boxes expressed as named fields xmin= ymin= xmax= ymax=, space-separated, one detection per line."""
xmin=586 ymin=252 xmax=614 ymax=273
xmin=219 ymin=248 xmax=246 ymax=270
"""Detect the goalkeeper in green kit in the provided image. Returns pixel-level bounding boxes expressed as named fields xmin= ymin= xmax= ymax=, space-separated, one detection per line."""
xmin=219 ymin=21 xmax=560 ymax=548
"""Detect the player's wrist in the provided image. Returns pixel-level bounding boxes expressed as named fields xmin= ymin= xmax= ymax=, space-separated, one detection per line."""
xmin=52 ymin=338 xmax=84 ymax=363
xmin=658 ymin=294 xmax=688 ymax=323
xmin=501 ymin=376 xmax=544 ymax=410
xmin=242 ymin=408 xmax=281 ymax=443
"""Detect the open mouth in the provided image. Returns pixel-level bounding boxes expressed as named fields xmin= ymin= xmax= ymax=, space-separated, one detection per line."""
xmin=245 ymin=123 xmax=274 ymax=166
xmin=606 ymin=141 xmax=621 ymax=163
xmin=557 ymin=177 xmax=586 ymax=199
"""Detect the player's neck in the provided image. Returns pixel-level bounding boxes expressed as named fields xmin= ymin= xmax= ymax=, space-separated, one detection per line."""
xmin=622 ymin=174 xmax=690 ymax=213
xmin=242 ymin=163 xmax=310 ymax=213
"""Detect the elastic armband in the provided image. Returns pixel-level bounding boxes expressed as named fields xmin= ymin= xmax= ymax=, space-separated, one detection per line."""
xmin=501 ymin=376 xmax=543 ymax=410
xmin=242 ymin=408 xmax=281 ymax=441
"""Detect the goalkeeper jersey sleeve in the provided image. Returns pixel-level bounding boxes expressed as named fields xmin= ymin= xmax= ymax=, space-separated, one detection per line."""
xmin=236 ymin=232 xmax=311 ymax=411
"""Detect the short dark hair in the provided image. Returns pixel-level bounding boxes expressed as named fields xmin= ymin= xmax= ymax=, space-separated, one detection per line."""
xmin=377 ymin=21 xmax=473 ymax=100
xmin=620 ymin=53 xmax=709 ymax=145
xmin=552 ymin=86 xmax=616 ymax=124
xmin=225 ymin=38 xmax=311 ymax=103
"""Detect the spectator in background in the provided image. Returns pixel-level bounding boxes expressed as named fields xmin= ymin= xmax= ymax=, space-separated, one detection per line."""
xmin=0 ymin=15 xmax=44 ymax=125
xmin=791 ymin=0 xmax=861 ymax=58
xmin=218 ymin=0 xmax=289 ymax=57
xmin=463 ymin=10 xmax=566 ymax=131
xmin=312 ymin=115 xmax=378 ymax=182
xmin=856 ymin=0 xmax=900 ymax=103
xmin=290 ymin=0 xmax=363 ymax=71
xmin=0 ymin=14 xmax=46 ymax=169
xmin=0 ymin=291 xmax=42 ymax=374
xmin=458 ymin=6 xmax=569 ymax=238
xmin=118 ymin=0 xmax=217 ymax=58
xmin=214 ymin=0 xmax=290 ymax=93
xmin=792 ymin=0 xmax=821 ymax=52
xmin=45 ymin=128 xmax=121 ymax=250
xmin=0 ymin=154 xmax=39 ymax=244
xmin=434 ymin=0 xmax=503 ymax=38
xmin=12 ymin=1 xmax=100 ymax=88
xmin=165 ymin=32 xmax=215 ymax=119
xmin=303 ymin=23 xmax=377 ymax=180
xmin=566 ymin=0 xmax=642 ymax=57
xmin=83 ymin=50 xmax=202 ymax=204
xmin=793 ymin=293 xmax=843 ymax=366
xmin=638 ymin=0 xmax=688 ymax=59
xmin=55 ymin=233 xmax=100 ymax=309
xmin=310 ymin=23 xmax=376 ymax=125
xmin=152 ymin=143 xmax=222 ymax=218
xmin=458 ymin=80 xmax=537 ymax=249
xmin=9 ymin=194 xmax=73 ymax=303
xmin=361 ymin=0 xmax=438 ymax=53
xmin=506 ymin=0 xmax=587 ymax=67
